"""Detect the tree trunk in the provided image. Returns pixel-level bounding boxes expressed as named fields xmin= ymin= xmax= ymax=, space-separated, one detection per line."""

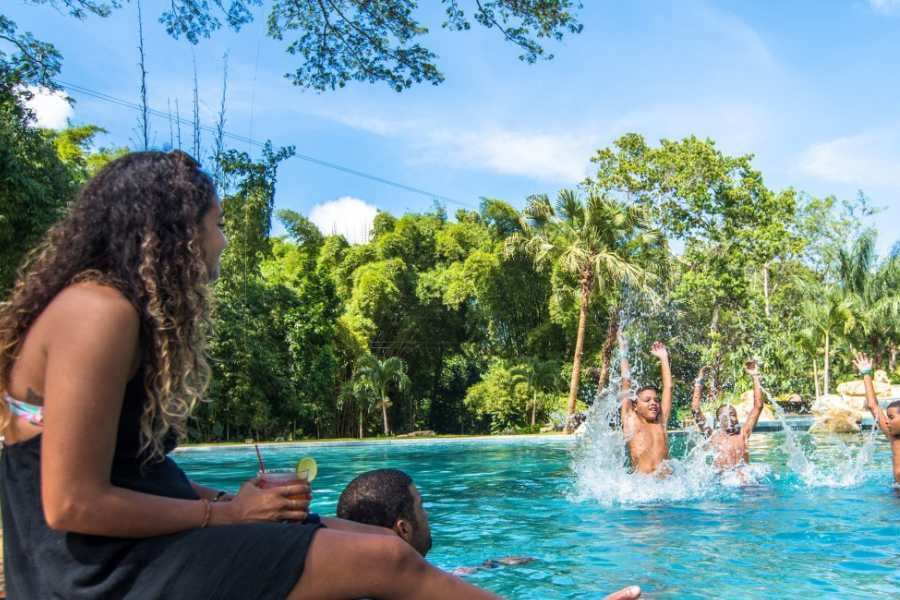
xmin=890 ymin=346 xmax=897 ymax=373
xmin=565 ymin=274 xmax=592 ymax=433
xmin=762 ymin=263 xmax=771 ymax=318
xmin=813 ymin=358 xmax=821 ymax=403
xmin=597 ymin=306 xmax=621 ymax=393
xmin=823 ymin=332 xmax=831 ymax=397
xmin=358 ymin=407 xmax=364 ymax=439
xmin=531 ymin=393 xmax=537 ymax=428
xmin=381 ymin=394 xmax=391 ymax=436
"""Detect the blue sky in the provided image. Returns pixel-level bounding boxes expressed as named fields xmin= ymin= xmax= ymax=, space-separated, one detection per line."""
xmin=7 ymin=0 xmax=900 ymax=252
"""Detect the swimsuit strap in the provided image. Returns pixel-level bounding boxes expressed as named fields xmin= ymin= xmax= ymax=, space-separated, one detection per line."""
xmin=4 ymin=393 xmax=44 ymax=426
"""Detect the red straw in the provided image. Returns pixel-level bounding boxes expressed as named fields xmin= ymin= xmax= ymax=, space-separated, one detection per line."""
xmin=254 ymin=444 xmax=266 ymax=473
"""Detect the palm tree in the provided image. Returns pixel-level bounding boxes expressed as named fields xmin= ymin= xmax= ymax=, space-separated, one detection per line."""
xmin=512 ymin=359 xmax=563 ymax=427
xmin=800 ymin=290 xmax=855 ymax=397
xmin=354 ymin=354 xmax=410 ymax=436
xmin=507 ymin=189 xmax=662 ymax=432
xmin=837 ymin=233 xmax=900 ymax=368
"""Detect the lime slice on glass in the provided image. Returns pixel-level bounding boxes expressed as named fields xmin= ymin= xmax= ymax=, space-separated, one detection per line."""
xmin=295 ymin=456 xmax=318 ymax=482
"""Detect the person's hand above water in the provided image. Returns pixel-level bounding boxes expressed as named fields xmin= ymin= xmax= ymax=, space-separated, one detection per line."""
xmin=603 ymin=585 xmax=641 ymax=600
xmin=649 ymin=341 xmax=668 ymax=362
xmin=216 ymin=477 xmax=311 ymax=524
xmin=852 ymin=352 xmax=873 ymax=375
xmin=744 ymin=359 xmax=760 ymax=377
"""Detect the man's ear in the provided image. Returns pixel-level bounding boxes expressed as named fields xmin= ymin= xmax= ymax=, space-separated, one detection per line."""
xmin=394 ymin=518 xmax=412 ymax=542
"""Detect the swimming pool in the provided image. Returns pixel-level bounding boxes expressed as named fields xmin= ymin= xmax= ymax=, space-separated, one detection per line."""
xmin=176 ymin=433 xmax=899 ymax=599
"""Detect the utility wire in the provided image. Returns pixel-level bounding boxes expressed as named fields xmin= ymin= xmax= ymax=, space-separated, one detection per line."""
xmin=58 ymin=80 xmax=477 ymax=209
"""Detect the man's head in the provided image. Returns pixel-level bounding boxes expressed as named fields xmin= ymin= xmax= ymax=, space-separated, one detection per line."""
xmin=715 ymin=404 xmax=740 ymax=435
xmin=886 ymin=400 xmax=900 ymax=437
xmin=633 ymin=386 xmax=661 ymax=422
xmin=337 ymin=468 xmax=432 ymax=556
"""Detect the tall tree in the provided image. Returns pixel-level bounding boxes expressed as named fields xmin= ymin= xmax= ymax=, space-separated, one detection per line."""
xmin=508 ymin=189 xmax=660 ymax=432
xmin=135 ymin=0 xmax=149 ymax=150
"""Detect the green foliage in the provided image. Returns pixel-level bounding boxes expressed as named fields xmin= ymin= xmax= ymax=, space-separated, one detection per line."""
xmin=10 ymin=1 xmax=583 ymax=92
xmin=0 ymin=84 xmax=77 ymax=295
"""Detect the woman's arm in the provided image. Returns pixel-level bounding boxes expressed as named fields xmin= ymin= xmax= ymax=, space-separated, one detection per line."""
xmin=40 ymin=284 xmax=300 ymax=537
xmin=190 ymin=480 xmax=233 ymax=502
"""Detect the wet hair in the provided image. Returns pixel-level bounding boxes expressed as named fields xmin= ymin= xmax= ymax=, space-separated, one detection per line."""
xmin=636 ymin=385 xmax=659 ymax=398
xmin=887 ymin=400 xmax=900 ymax=412
xmin=337 ymin=469 xmax=416 ymax=528
xmin=0 ymin=151 xmax=216 ymax=461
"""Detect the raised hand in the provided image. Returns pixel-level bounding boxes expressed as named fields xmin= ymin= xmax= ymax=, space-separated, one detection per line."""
xmin=852 ymin=352 xmax=873 ymax=375
xmin=650 ymin=341 xmax=668 ymax=361
xmin=696 ymin=366 xmax=709 ymax=380
xmin=744 ymin=360 xmax=760 ymax=376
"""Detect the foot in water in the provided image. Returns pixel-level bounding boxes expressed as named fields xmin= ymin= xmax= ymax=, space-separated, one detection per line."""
xmin=604 ymin=585 xmax=642 ymax=599
xmin=452 ymin=555 xmax=534 ymax=575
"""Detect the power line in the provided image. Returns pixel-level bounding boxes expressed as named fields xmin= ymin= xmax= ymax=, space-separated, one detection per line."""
xmin=58 ymin=80 xmax=477 ymax=209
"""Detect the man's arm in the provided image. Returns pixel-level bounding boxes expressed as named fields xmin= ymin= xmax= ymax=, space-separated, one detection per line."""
xmin=651 ymin=342 xmax=673 ymax=425
xmin=691 ymin=366 xmax=712 ymax=438
xmin=853 ymin=353 xmax=889 ymax=436
xmin=742 ymin=360 xmax=764 ymax=440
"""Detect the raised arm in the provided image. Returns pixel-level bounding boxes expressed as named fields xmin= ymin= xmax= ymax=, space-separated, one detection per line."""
xmin=651 ymin=342 xmax=673 ymax=425
xmin=619 ymin=353 xmax=634 ymax=425
xmin=741 ymin=360 xmax=764 ymax=440
xmin=691 ymin=366 xmax=712 ymax=438
xmin=853 ymin=353 xmax=889 ymax=436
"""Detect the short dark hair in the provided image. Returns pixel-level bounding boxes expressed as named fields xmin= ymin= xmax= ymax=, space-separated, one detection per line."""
xmin=636 ymin=385 xmax=659 ymax=397
xmin=337 ymin=468 xmax=416 ymax=528
xmin=715 ymin=404 xmax=737 ymax=419
xmin=887 ymin=400 xmax=900 ymax=412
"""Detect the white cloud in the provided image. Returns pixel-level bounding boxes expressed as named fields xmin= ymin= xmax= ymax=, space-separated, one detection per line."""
xmin=411 ymin=128 xmax=596 ymax=183
xmin=798 ymin=127 xmax=900 ymax=187
xmin=24 ymin=86 xmax=73 ymax=129
xmin=309 ymin=196 xmax=378 ymax=244
xmin=869 ymin=0 xmax=900 ymax=14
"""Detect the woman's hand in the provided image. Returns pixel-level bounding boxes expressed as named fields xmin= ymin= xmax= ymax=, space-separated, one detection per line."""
xmin=220 ymin=478 xmax=311 ymax=524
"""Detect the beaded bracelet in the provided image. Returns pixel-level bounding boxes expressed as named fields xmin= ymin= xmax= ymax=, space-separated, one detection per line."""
xmin=200 ymin=498 xmax=212 ymax=528
xmin=859 ymin=367 xmax=873 ymax=376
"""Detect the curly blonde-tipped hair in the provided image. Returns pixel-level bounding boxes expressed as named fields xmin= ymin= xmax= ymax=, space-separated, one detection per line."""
xmin=0 ymin=151 xmax=216 ymax=461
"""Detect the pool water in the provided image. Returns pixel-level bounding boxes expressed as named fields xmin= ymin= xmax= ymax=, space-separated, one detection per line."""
xmin=176 ymin=433 xmax=899 ymax=599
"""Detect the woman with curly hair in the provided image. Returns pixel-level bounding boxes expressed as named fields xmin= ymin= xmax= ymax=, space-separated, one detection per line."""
xmin=0 ymin=151 xmax=514 ymax=599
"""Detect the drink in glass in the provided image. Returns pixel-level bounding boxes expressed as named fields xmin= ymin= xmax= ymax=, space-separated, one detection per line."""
xmin=258 ymin=468 xmax=309 ymax=501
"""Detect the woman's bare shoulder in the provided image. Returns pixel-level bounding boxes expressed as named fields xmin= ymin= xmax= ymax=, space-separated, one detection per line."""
xmin=42 ymin=282 xmax=139 ymax=340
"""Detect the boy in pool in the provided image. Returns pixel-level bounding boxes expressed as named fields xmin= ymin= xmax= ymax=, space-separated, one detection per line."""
xmin=620 ymin=341 xmax=673 ymax=476
xmin=690 ymin=360 xmax=765 ymax=470
xmin=853 ymin=353 xmax=900 ymax=484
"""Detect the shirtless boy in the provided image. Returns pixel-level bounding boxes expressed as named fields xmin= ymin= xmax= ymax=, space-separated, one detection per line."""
xmin=853 ymin=353 xmax=900 ymax=484
xmin=690 ymin=360 xmax=764 ymax=470
xmin=620 ymin=341 xmax=673 ymax=475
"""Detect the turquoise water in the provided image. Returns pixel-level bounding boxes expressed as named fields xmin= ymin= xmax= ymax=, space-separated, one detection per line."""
xmin=176 ymin=433 xmax=900 ymax=599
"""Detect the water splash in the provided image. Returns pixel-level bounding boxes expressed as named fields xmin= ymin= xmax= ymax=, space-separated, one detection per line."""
xmin=571 ymin=374 xmax=726 ymax=505
xmin=762 ymin=388 xmax=876 ymax=488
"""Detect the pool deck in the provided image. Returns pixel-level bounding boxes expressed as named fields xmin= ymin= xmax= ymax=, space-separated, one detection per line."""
xmin=175 ymin=432 xmax=577 ymax=451
xmin=177 ymin=415 xmax=888 ymax=452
